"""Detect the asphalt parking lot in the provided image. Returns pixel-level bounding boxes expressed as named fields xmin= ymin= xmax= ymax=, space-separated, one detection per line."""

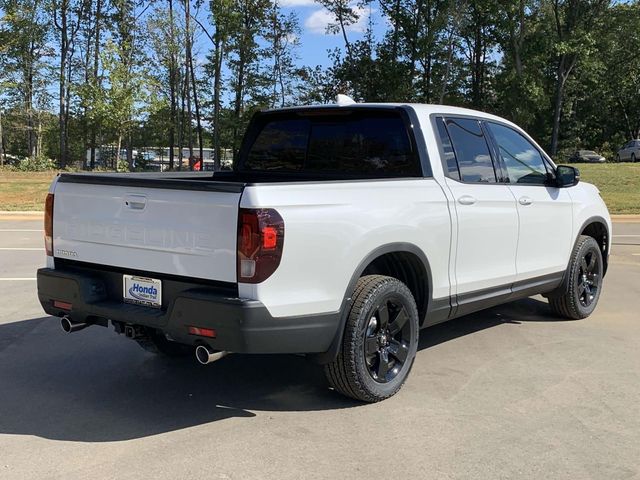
xmin=1 ymin=215 xmax=639 ymax=480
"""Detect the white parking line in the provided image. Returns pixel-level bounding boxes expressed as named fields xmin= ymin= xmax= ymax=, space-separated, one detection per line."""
xmin=0 ymin=278 xmax=37 ymax=281
xmin=0 ymin=229 xmax=42 ymax=232
xmin=0 ymin=247 xmax=43 ymax=251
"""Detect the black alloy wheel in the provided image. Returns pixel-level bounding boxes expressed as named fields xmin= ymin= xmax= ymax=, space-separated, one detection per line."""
xmin=364 ymin=297 xmax=412 ymax=383
xmin=325 ymin=275 xmax=419 ymax=402
xmin=549 ymin=235 xmax=604 ymax=320
xmin=577 ymin=249 xmax=600 ymax=308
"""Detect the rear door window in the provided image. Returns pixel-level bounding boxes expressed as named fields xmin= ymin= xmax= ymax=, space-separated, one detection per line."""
xmin=244 ymin=110 xmax=420 ymax=177
xmin=443 ymin=118 xmax=497 ymax=183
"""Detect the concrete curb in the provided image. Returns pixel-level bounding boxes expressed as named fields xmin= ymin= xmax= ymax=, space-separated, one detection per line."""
xmin=611 ymin=215 xmax=640 ymax=222
xmin=0 ymin=211 xmax=44 ymax=215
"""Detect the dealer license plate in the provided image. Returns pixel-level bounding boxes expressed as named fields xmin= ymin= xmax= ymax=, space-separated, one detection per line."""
xmin=123 ymin=275 xmax=162 ymax=308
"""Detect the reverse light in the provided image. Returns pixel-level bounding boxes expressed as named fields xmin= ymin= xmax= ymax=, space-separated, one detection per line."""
xmin=44 ymin=193 xmax=54 ymax=256
xmin=237 ymin=208 xmax=284 ymax=283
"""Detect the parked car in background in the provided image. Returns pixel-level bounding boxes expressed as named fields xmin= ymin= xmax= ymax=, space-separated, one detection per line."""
xmin=568 ymin=150 xmax=606 ymax=163
xmin=616 ymin=140 xmax=640 ymax=162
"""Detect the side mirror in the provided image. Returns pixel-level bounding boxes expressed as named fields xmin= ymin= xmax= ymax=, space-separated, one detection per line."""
xmin=555 ymin=165 xmax=580 ymax=188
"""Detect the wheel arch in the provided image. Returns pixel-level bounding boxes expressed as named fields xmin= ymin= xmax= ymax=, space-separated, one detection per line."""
xmin=578 ymin=216 xmax=610 ymax=276
xmin=310 ymin=242 xmax=432 ymax=365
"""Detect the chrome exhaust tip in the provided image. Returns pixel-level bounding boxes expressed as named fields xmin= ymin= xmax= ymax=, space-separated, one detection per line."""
xmin=61 ymin=316 xmax=88 ymax=334
xmin=195 ymin=345 xmax=227 ymax=365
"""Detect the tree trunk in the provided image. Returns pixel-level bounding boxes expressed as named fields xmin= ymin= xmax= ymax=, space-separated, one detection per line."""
xmin=213 ymin=35 xmax=223 ymax=171
xmin=127 ymin=135 xmax=133 ymax=170
xmin=337 ymin=9 xmax=351 ymax=58
xmin=168 ymin=0 xmax=176 ymax=170
xmin=0 ymin=109 xmax=4 ymax=167
xmin=615 ymin=96 xmax=633 ymax=140
xmin=90 ymin=0 xmax=102 ymax=170
xmin=55 ymin=0 xmax=69 ymax=168
xmin=184 ymin=0 xmax=194 ymax=170
xmin=26 ymin=50 xmax=36 ymax=158
xmin=550 ymin=62 xmax=566 ymax=157
xmin=233 ymin=49 xmax=246 ymax=158
xmin=189 ymin=54 xmax=204 ymax=168
xmin=177 ymin=62 xmax=186 ymax=171
xmin=116 ymin=134 xmax=122 ymax=168
xmin=440 ymin=25 xmax=455 ymax=104
xmin=550 ymin=54 xmax=576 ymax=157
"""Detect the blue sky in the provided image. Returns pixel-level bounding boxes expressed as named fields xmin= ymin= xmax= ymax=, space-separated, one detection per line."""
xmin=279 ymin=0 xmax=378 ymax=67
xmin=191 ymin=0 xmax=386 ymax=70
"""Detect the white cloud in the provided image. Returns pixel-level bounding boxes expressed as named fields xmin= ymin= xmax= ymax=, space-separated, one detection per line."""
xmin=279 ymin=0 xmax=318 ymax=7
xmin=304 ymin=5 xmax=370 ymax=35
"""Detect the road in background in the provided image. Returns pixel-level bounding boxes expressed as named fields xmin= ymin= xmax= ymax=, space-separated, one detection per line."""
xmin=0 ymin=218 xmax=639 ymax=480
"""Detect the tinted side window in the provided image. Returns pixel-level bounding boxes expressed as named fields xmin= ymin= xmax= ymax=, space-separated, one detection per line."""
xmin=435 ymin=117 xmax=460 ymax=180
xmin=445 ymin=118 xmax=496 ymax=183
xmin=488 ymin=122 xmax=548 ymax=185
xmin=306 ymin=116 xmax=416 ymax=175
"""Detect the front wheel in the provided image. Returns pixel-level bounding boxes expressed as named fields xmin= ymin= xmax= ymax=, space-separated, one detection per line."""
xmin=325 ymin=275 xmax=419 ymax=402
xmin=549 ymin=235 xmax=604 ymax=320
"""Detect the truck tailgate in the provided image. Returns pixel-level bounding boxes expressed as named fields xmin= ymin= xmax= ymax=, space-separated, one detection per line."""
xmin=52 ymin=176 xmax=242 ymax=283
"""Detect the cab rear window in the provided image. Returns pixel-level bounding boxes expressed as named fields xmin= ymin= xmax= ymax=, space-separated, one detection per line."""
xmin=242 ymin=110 xmax=420 ymax=177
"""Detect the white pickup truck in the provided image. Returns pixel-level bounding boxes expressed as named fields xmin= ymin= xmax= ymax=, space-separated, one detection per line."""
xmin=37 ymin=102 xmax=611 ymax=402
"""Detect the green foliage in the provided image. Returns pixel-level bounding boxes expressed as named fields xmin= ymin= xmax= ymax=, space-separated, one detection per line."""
xmin=0 ymin=0 xmax=639 ymax=168
xmin=116 ymin=158 xmax=130 ymax=172
xmin=14 ymin=155 xmax=57 ymax=171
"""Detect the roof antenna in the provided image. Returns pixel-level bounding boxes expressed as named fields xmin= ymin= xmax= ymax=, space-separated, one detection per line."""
xmin=336 ymin=94 xmax=356 ymax=106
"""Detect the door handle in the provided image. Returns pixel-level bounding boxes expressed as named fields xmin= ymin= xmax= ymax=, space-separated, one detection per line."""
xmin=457 ymin=195 xmax=477 ymax=205
xmin=125 ymin=195 xmax=147 ymax=210
xmin=518 ymin=196 xmax=533 ymax=206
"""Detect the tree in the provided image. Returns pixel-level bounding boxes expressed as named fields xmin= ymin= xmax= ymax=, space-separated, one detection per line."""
xmin=318 ymin=0 xmax=359 ymax=59
xmin=110 ymin=0 xmax=143 ymax=169
xmin=52 ymin=0 xmax=87 ymax=167
xmin=548 ymin=0 xmax=609 ymax=156
xmin=264 ymin=1 xmax=300 ymax=108
xmin=0 ymin=0 xmax=52 ymax=159
xmin=226 ymin=0 xmax=270 ymax=156
xmin=458 ymin=0 xmax=499 ymax=108
xmin=147 ymin=1 xmax=183 ymax=170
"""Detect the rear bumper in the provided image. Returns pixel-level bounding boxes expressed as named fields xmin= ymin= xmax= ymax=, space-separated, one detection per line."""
xmin=37 ymin=267 xmax=339 ymax=354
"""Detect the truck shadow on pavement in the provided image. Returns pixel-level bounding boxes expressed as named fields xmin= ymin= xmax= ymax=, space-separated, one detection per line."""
xmin=0 ymin=297 xmax=559 ymax=442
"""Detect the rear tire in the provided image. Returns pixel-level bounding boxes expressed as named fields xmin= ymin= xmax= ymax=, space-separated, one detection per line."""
xmin=325 ymin=275 xmax=419 ymax=402
xmin=136 ymin=330 xmax=194 ymax=357
xmin=549 ymin=235 xmax=603 ymax=320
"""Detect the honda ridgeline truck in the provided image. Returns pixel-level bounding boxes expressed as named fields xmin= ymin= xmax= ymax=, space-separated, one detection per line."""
xmin=37 ymin=101 xmax=611 ymax=402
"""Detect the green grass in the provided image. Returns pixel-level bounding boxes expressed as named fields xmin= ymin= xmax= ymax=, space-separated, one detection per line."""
xmin=0 ymin=171 xmax=58 ymax=211
xmin=576 ymin=163 xmax=640 ymax=214
xmin=0 ymin=164 xmax=638 ymax=213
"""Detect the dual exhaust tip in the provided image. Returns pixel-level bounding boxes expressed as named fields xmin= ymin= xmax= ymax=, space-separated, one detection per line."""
xmin=61 ymin=316 xmax=227 ymax=365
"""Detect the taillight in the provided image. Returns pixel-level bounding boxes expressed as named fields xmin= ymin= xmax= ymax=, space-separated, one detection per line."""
xmin=44 ymin=193 xmax=54 ymax=256
xmin=237 ymin=208 xmax=284 ymax=283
